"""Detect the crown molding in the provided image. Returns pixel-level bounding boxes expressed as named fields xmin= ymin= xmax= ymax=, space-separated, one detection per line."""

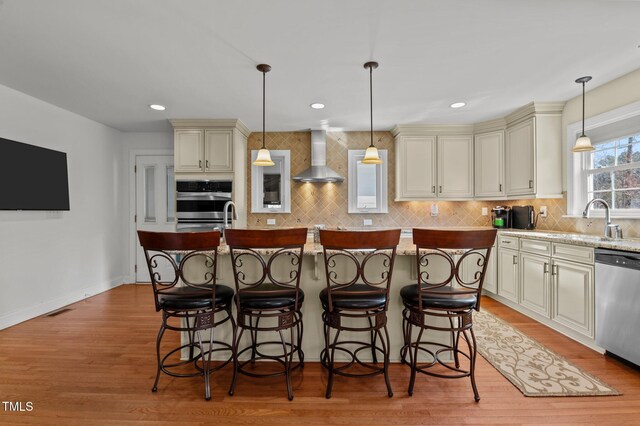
xmin=473 ymin=118 xmax=507 ymax=134
xmin=391 ymin=124 xmax=474 ymax=137
xmin=505 ymin=101 xmax=565 ymax=126
xmin=169 ymin=119 xmax=250 ymax=137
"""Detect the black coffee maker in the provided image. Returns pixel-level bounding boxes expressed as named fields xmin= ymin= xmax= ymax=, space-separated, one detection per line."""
xmin=491 ymin=206 xmax=511 ymax=228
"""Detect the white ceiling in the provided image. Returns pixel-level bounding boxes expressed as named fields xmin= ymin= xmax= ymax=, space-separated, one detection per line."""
xmin=0 ymin=0 xmax=639 ymax=133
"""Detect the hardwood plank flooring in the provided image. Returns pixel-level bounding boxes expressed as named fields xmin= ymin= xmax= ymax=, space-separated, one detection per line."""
xmin=1 ymin=285 xmax=639 ymax=424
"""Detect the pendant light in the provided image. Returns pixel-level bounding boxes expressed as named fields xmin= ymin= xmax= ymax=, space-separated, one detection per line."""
xmin=362 ymin=61 xmax=383 ymax=165
xmin=572 ymin=76 xmax=595 ymax=153
xmin=253 ymin=64 xmax=275 ymax=166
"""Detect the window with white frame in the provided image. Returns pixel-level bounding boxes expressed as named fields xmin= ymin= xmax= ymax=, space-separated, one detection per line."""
xmin=587 ymin=133 xmax=640 ymax=210
xmin=567 ymin=101 xmax=640 ymax=217
xmin=251 ymin=150 xmax=291 ymax=213
xmin=347 ymin=149 xmax=388 ymax=213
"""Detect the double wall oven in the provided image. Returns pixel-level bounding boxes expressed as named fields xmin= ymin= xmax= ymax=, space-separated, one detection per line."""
xmin=176 ymin=180 xmax=232 ymax=232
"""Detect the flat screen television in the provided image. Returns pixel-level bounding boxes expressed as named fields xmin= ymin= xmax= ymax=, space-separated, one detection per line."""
xmin=0 ymin=137 xmax=70 ymax=210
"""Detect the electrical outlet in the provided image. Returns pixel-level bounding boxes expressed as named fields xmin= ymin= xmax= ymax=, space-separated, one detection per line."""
xmin=481 ymin=207 xmax=488 ymax=216
xmin=430 ymin=204 xmax=438 ymax=217
xmin=363 ymin=219 xmax=373 ymax=226
xmin=540 ymin=206 xmax=548 ymax=217
xmin=267 ymin=218 xmax=276 ymax=225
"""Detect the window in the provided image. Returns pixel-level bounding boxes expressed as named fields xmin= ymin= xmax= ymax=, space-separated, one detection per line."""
xmin=251 ymin=150 xmax=291 ymax=213
xmin=587 ymin=134 xmax=640 ymax=210
xmin=348 ymin=149 xmax=388 ymax=213
xmin=567 ymin=100 xmax=640 ymax=217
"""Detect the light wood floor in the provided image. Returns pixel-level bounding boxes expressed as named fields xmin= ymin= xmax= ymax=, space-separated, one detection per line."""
xmin=1 ymin=285 xmax=639 ymax=425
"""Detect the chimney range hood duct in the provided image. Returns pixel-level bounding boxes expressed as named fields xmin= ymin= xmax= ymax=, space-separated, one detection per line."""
xmin=293 ymin=130 xmax=344 ymax=183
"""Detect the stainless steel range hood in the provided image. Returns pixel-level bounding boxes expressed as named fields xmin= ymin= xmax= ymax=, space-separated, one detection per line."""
xmin=293 ymin=130 xmax=344 ymax=183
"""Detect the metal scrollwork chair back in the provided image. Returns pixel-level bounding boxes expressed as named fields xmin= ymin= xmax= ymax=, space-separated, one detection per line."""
xmin=137 ymin=230 xmax=235 ymax=401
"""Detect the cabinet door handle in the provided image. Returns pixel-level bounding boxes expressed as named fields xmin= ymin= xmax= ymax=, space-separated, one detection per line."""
xmin=206 ymin=160 xmax=209 ymax=168
xmin=529 ymin=180 xmax=533 ymax=189
xmin=199 ymin=160 xmax=202 ymax=168
xmin=543 ymin=262 xmax=549 ymax=273
xmin=513 ymin=255 xmax=518 ymax=265
xmin=551 ymin=264 xmax=558 ymax=276
xmin=439 ymin=185 xmax=443 ymax=193
xmin=502 ymin=240 xmax=511 ymax=244
xmin=499 ymin=183 xmax=502 ymax=192
xmin=432 ymin=186 xmax=435 ymax=193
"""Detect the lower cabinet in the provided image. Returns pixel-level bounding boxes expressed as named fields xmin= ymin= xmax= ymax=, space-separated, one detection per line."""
xmin=519 ymin=252 xmax=550 ymax=317
xmin=495 ymin=236 xmax=595 ymax=342
xmin=551 ymin=259 xmax=594 ymax=338
xmin=497 ymin=247 xmax=519 ymax=303
xmin=482 ymin=245 xmax=498 ymax=293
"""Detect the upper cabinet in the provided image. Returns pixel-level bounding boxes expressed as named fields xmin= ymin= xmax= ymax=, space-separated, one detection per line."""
xmin=504 ymin=102 xmax=564 ymax=199
xmin=395 ymin=135 xmax=437 ymax=200
xmin=474 ymin=130 xmax=505 ymax=198
xmin=393 ymin=102 xmax=564 ymax=202
xmin=170 ymin=119 xmax=249 ymax=174
xmin=393 ymin=126 xmax=473 ymax=201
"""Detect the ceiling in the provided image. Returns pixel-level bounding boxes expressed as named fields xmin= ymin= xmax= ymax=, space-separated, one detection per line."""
xmin=0 ymin=0 xmax=639 ymax=133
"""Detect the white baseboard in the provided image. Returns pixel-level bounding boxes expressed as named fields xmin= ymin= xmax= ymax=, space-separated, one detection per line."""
xmin=0 ymin=277 xmax=125 ymax=330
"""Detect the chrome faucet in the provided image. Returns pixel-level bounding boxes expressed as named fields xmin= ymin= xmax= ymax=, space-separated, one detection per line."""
xmin=223 ymin=201 xmax=237 ymax=230
xmin=582 ymin=198 xmax=623 ymax=239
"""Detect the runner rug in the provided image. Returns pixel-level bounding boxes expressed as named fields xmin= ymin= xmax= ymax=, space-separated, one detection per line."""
xmin=473 ymin=309 xmax=620 ymax=397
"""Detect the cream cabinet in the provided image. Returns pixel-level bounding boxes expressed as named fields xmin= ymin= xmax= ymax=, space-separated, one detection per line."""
xmin=551 ymin=258 xmax=594 ymax=338
xmin=437 ymin=135 xmax=474 ymax=198
xmin=481 ymin=244 xmax=498 ymax=294
xmin=505 ymin=118 xmax=535 ymax=196
xmin=519 ymin=252 xmax=550 ymax=317
xmin=497 ymin=247 xmax=519 ymax=303
xmin=493 ymin=235 xmax=596 ymax=344
xmin=504 ymin=102 xmax=564 ymax=199
xmin=174 ymin=129 xmax=233 ymax=173
xmin=395 ymin=135 xmax=437 ymax=200
xmin=474 ymin=130 xmax=505 ymax=198
xmin=393 ymin=130 xmax=473 ymax=201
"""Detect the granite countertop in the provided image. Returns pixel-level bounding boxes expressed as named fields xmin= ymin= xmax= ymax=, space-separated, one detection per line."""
xmin=498 ymin=229 xmax=640 ymax=253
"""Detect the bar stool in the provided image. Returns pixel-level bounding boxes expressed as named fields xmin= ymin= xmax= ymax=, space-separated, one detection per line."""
xmin=225 ymin=228 xmax=307 ymax=401
xmin=137 ymin=230 xmax=235 ymax=400
xmin=400 ymin=228 xmax=496 ymax=401
xmin=319 ymin=229 xmax=401 ymax=398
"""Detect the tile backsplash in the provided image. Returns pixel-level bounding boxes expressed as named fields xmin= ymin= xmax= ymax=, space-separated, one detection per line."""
xmin=247 ymin=131 xmax=640 ymax=238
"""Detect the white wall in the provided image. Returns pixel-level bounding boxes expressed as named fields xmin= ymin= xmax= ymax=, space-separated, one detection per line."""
xmin=0 ymin=84 xmax=127 ymax=329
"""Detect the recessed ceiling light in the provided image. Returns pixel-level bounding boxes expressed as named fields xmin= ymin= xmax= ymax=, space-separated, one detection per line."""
xmin=310 ymin=103 xmax=325 ymax=109
xmin=450 ymin=102 xmax=466 ymax=109
xmin=149 ymin=104 xmax=166 ymax=111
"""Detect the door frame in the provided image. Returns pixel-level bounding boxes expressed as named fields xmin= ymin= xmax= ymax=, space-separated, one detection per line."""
xmin=127 ymin=149 xmax=173 ymax=283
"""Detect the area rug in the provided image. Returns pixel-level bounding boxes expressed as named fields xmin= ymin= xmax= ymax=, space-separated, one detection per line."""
xmin=473 ymin=309 xmax=620 ymax=397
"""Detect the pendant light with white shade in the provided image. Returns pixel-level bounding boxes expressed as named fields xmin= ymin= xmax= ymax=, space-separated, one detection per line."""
xmin=253 ymin=64 xmax=275 ymax=166
xmin=572 ymin=76 xmax=595 ymax=153
xmin=362 ymin=61 xmax=383 ymax=165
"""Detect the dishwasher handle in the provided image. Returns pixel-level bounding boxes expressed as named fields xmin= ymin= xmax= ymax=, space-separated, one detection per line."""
xmin=595 ymin=248 xmax=640 ymax=270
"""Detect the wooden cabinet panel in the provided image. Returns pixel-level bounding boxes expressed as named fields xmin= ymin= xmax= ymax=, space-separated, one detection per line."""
xmin=174 ymin=130 xmax=204 ymax=172
xmin=205 ymin=130 xmax=233 ymax=172
xmin=438 ymin=135 xmax=473 ymax=198
xmin=519 ymin=252 xmax=550 ymax=317
xmin=497 ymin=247 xmax=519 ymax=303
xmin=474 ymin=131 xmax=505 ymax=198
xmin=505 ymin=117 xmax=535 ymax=196
xmin=551 ymin=259 xmax=594 ymax=338
xmin=482 ymin=246 xmax=498 ymax=294
xmin=395 ymin=136 xmax=436 ymax=200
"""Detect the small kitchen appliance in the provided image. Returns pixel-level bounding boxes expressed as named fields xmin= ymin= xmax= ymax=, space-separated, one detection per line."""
xmin=511 ymin=205 xmax=536 ymax=230
xmin=491 ymin=206 xmax=511 ymax=228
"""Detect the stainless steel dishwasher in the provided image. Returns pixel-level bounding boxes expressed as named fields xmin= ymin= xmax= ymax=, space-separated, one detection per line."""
xmin=595 ymin=248 xmax=640 ymax=366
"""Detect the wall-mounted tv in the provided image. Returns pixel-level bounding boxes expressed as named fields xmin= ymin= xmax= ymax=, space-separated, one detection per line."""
xmin=0 ymin=137 xmax=70 ymax=210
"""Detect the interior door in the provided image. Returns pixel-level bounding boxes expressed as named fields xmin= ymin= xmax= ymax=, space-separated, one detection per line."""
xmin=135 ymin=155 xmax=175 ymax=282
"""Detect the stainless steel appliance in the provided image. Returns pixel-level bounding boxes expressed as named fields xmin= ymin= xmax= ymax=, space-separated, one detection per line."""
xmin=595 ymin=248 xmax=640 ymax=366
xmin=511 ymin=205 xmax=536 ymax=230
xmin=176 ymin=180 xmax=232 ymax=232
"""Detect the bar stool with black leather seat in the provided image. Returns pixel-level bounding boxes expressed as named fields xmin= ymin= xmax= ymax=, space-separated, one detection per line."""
xmin=400 ymin=228 xmax=497 ymax=401
xmin=319 ymin=229 xmax=401 ymax=399
xmin=225 ymin=228 xmax=307 ymax=401
xmin=137 ymin=230 xmax=235 ymax=400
